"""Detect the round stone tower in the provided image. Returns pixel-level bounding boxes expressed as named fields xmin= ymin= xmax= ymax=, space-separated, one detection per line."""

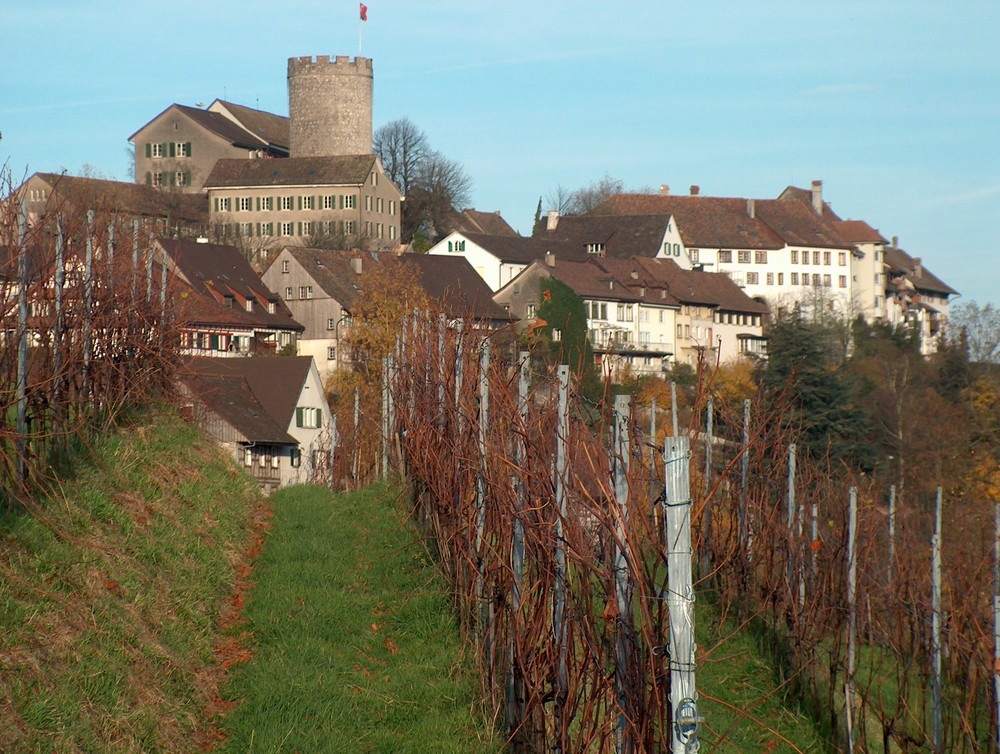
xmin=287 ymin=55 xmax=373 ymax=158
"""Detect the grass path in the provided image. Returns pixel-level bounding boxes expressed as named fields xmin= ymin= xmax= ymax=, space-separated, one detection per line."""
xmin=217 ymin=483 xmax=500 ymax=754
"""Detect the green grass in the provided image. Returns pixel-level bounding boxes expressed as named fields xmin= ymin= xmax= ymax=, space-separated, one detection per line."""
xmin=216 ymin=482 xmax=501 ymax=754
xmin=0 ymin=409 xmax=264 ymax=753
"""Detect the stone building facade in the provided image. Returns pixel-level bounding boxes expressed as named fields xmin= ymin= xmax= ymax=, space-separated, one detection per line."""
xmin=288 ymin=55 xmax=373 ymax=158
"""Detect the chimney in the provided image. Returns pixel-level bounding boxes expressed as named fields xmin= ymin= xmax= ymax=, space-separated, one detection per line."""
xmin=350 ymin=256 xmax=363 ymax=275
xmin=747 ymin=198 xmax=755 ymax=219
xmin=660 ymin=184 xmax=670 ymax=196
xmin=690 ymin=185 xmax=700 ymax=196
xmin=546 ymin=210 xmax=559 ymax=231
xmin=545 ymin=251 xmax=555 ymax=268
xmin=892 ymin=235 xmax=899 ymax=248
xmin=913 ymin=257 xmax=923 ymax=278
xmin=811 ymin=180 xmax=823 ymax=215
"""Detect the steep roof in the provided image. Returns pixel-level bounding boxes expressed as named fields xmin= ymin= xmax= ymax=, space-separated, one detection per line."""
xmin=884 ymin=246 xmax=958 ymax=297
xmin=276 ymin=246 xmax=363 ymax=309
xmin=460 ymin=232 xmax=580 ymax=264
xmin=403 ymin=254 xmax=513 ymax=321
xmin=532 ymin=214 xmax=672 ymax=258
xmin=777 ymin=184 xmax=843 ymax=221
xmin=751 ymin=198 xmax=853 ymax=250
xmin=447 ymin=209 xmax=519 ymax=237
xmin=204 ymin=155 xmax=377 ymax=189
xmin=156 ymin=238 xmax=303 ymax=331
xmin=181 ymin=355 xmax=315 ymax=442
xmin=29 ymin=173 xmax=208 ymax=226
xmin=211 ymin=100 xmax=290 ymax=150
xmin=592 ymin=194 xmax=786 ymax=250
xmin=540 ymin=258 xmax=643 ymax=302
xmin=834 ymin=219 xmax=888 ymax=245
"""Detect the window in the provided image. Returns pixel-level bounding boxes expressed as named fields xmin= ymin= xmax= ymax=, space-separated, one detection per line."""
xmin=801 ymin=274 xmax=810 ymax=287
xmin=766 ymin=272 xmax=774 ymax=285
xmin=280 ymin=196 xmax=293 ymax=211
xmin=322 ymin=195 xmax=335 ymax=210
xmin=812 ymin=251 xmax=821 ymax=265
xmin=175 ymin=172 xmax=188 ymax=187
xmin=285 ymin=286 xmax=294 ymax=299
xmin=344 ymin=195 xmax=356 ymax=209
xmin=371 ymin=171 xmax=378 ymax=186
xmin=746 ymin=272 xmax=759 ymax=285
xmin=302 ymin=195 xmax=315 ymax=210
xmin=268 ymin=302 xmax=276 ymax=314
xmin=389 ymin=225 xmax=397 ymax=240
xmin=823 ymin=274 xmax=831 ymax=287
xmin=690 ymin=249 xmax=699 ymax=263
xmin=365 ymin=195 xmax=373 ymax=211
xmin=260 ymin=222 xmax=273 ymax=237
xmin=823 ymin=251 xmax=831 ymax=265
xmin=238 ymin=197 xmax=252 ymax=212
xmin=718 ymin=250 xmax=732 ymax=263
xmin=327 ymin=318 xmax=337 ymax=330
xmin=295 ymin=407 xmax=323 ymax=429
xmin=301 ymin=221 xmax=313 ymax=236
xmin=327 ymin=346 xmax=336 ymax=360
xmin=839 ymin=275 xmax=847 ymax=288
xmin=616 ymin=304 xmax=633 ymax=322
xmin=151 ymin=172 xmax=163 ymax=187
xmin=150 ymin=142 xmax=165 ymax=158
xmin=590 ymin=301 xmax=608 ymax=320
xmin=280 ymin=222 xmax=294 ymax=236
xmin=389 ymin=200 xmax=396 ymax=216
xmin=639 ymin=331 xmax=651 ymax=344
xmin=737 ymin=250 xmax=751 ymax=264
xmin=240 ymin=222 xmax=253 ymax=237
xmin=245 ymin=300 xmax=254 ymax=312
xmin=244 ymin=447 xmax=253 ymax=467
xmin=755 ymin=250 xmax=768 ymax=264
xmin=526 ymin=303 xmax=536 ymax=318
xmin=777 ymin=273 xmax=783 ymax=285
xmin=282 ymin=260 xmax=290 ymax=273
xmin=839 ymin=251 xmax=847 ymax=266
xmin=801 ymin=253 xmax=809 ymax=266
xmin=290 ymin=448 xmax=301 ymax=468
xmin=217 ymin=197 xmax=232 ymax=212
xmin=552 ymin=328 xmax=562 ymax=342
xmin=586 ymin=242 xmax=605 ymax=255
xmin=377 ymin=197 xmax=384 ymax=213
xmin=812 ymin=273 xmax=821 ymax=286
xmin=344 ymin=220 xmax=355 ymax=234
xmin=672 ymin=243 xmax=681 ymax=257
xmin=298 ymin=286 xmax=307 ymax=299
xmin=790 ymin=250 xmax=798 ymax=264
xmin=306 ymin=286 xmax=314 ymax=299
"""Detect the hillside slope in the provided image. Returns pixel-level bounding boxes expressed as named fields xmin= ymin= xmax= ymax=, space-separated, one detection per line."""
xmin=0 ymin=411 xmax=267 ymax=752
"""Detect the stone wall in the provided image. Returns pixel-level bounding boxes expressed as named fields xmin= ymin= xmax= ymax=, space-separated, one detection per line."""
xmin=288 ymin=55 xmax=373 ymax=158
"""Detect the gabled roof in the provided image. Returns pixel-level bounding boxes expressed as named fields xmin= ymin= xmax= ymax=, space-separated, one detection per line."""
xmin=273 ymin=247 xmax=364 ymax=310
xmin=27 ymin=173 xmax=208 ymax=226
xmin=457 ymin=232 xmax=580 ymax=264
xmin=535 ymin=258 xmax=644 ymax=302
xmin=403 ymin=254 xmax=513 ymax=321
xmin=204 ymin=155 xmax=377 ymax=189
xmin=629 ymin=257 xmax=769 ymax=313
xmin=156 ymin=238 xmax=303 ymax=331
xmin=751 ymin=198 xmax=853 ymax=250
xmin=447 ymin=209 xmax=519 ymax=237
xmin=884 ymin=246 xmax=958 ymax=297
xmin=777 ymin=184 xmax=843 ymax=221
xmin=589 ymin=194 xmax=785 ymax=251
xmin=532 ymin=214 xmax=672 ymax=258
xmin=181 ymin=357 xmax=298 ymax=445
xmin=834 ymin=219 xmax=888 ymax=245
xmin=210 ymin=100 xmax=290 ymax=151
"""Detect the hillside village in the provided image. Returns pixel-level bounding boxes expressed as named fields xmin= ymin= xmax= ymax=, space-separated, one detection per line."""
xmin=5 ymin=52 xmax=959 ymax=492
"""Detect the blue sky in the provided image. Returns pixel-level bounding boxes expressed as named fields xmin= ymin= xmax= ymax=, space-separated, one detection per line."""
xmin=2 ymin=1 xmax=998 ymax=306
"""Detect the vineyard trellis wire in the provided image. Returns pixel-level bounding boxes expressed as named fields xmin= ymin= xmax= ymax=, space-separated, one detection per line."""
xmin=363 ymin=309 xmax=1000 ymax=753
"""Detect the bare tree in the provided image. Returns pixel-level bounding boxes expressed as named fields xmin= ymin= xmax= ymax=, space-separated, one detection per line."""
xmin=545 ymin=173 xmax=625 ymax=216
xmin=373 ymin=117 xmax=428 ymax=196
xmin=544 ymin=184 xmax=576 ymax=216
xmin=949 ymin=300 xmax=1000 ymax=364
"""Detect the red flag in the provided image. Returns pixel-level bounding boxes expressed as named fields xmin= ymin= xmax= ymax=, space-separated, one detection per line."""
xmin=359 ymin=3 xmax=367 ymax=21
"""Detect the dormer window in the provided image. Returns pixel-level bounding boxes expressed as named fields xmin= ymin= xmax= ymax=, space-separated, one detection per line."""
xmin=223 ymin=295 xmax=234 ymax=308
xmin=245 ymin=300 xmax=254 ymax=312
xmin=587 ymin=242 xmax=605 ymax=255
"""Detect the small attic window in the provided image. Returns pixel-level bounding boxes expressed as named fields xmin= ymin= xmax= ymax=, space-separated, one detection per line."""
xmin=223 ymin=295 xmax=234 ymax=308
xmin=587 ymin=242 xmax=605 ymax=255
xmin=245 ymin=300 xmax=254 ymax=312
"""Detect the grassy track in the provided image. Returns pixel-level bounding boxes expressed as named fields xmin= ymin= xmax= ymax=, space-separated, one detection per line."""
xmin=216 ymin=482 xmax=501 ymax=754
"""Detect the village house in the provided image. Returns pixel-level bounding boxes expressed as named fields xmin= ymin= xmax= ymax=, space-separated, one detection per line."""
xmin=883 ymin=241 xmax=958 ymax=355
xmin=154 ymin=238 xmax=302 ymax=356
xmin=178 ymin=355 xmax=332 ymax=493
xmin=130 ymin=100 xmax=290 ymax=193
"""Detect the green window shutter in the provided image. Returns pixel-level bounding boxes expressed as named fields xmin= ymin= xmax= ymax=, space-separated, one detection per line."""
xmin=145 ymin=143 xmax=151 ymax=158
xmin=145 ymin=172 xmax=152 ymax=185
xmin=213 ymin=197 xmax=219 ymax=212
xmin=168 ymin=172 xmax=176 ymax=186
xmin=338 ymin=195 xmax=343 ymax=209
xmin=169 ymin=142 xmax=175 ymax=157
xmin=339 ymin=220 xmax=344 ymax=234
xmin=185 ymin=142 xmax=192 ymax=157
xmin=297 ymin=222 xmax=302 ymax=236
xmin=256 ymin=223 xmax=261 ymax=235
xmin=184 ymin=171 xmax=191 ymax=186
xmin=297 ymin=195 xmax=302 ymax=210
xmin=295 ymin=407 xmax=304 ymax=428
